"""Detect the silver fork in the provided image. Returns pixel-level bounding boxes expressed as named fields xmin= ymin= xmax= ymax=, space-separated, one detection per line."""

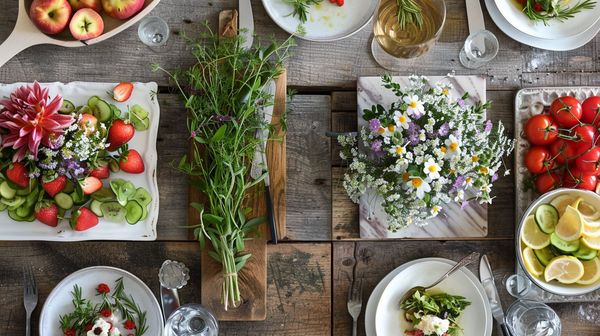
xmin=23 ymin=266 xmax=38 ymax=336
xmin=347 ymin=278 xmax=363 ymax=336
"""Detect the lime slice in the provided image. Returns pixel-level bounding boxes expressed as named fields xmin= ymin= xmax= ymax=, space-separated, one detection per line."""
xmin=521 ymin=215 xmax=551 ymax=249
xmin=581 ymin=235 xmax=600 ymax=250
xmin=550 ymin=233 xmax=580 ymax=253
xmin=544 ymin=255 xmax=585 ymax=283
xmin=534 ymin=246 xmax=556 ymax=267
xmin=576 ymin=257 xmax=600 ymax=285
xmin=554 ymin=205 xmax=584 ymax=242
xmin=534 ymin=204 xmax=559 ymax=234
xmin=573 ymin=242 xmax=599 ymax=261
xmin=523 ymin=247 xmax=546 ymax=277
xmin=550 ymin=194 xmax=577 ymax=217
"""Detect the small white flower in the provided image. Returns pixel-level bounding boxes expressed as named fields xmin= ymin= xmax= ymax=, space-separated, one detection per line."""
xmin=444 ymin=134 xmax=461 ymax=159
xmin=405 ymin=176 xmax=431 ymax=199
xmin=403 ymin=95 xmax=425 ymax=116
xmin=423 ymin=158 xmax=441 ymax=180
xmin=431 ymin=205 xmax=442 ymax=216
xmin=390 ymin=145 xmax=407 ymax=157
xmin=394 ymin=111 xmax=411 ymax=130
xmin=454 ymin=189 xmax=465 ymax=202
xmin=480 ymin=184 xmax=492 ymax=194
xmin=463 ymin=176 xmax=474 ymax=189
xmin=376 ymin=124 xmax=396 ymax=137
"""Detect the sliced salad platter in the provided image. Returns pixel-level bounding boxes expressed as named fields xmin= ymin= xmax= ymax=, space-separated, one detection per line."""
xmin=0 ymin=81 xmax=160 ymax=241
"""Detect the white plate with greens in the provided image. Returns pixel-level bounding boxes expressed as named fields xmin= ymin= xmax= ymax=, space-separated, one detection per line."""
xmin=494 ymin=0 xmax=600 ymax=40
xmin=374 ymin=259 xmax=492 ymax=336
xmin=261 ymin=0 xmax=379 ymax=41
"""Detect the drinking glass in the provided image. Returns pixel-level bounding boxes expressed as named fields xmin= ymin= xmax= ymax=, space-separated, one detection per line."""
xmin=502 ymin=273 xmax=532 ymax=299
xmin=371 ymin=0 xmax=446 ymax=69
xmin=138 ymin=17 xmax=171 ymax=51
xmin=504 ymin=300 xmax=561 ymax=336
xmin=164 ymin=303 xmax=219 ymax=336
xmin=459 ymin=29 xmax=499 ymax=69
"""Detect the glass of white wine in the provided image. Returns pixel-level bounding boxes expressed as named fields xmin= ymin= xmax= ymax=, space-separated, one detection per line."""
xmin=371 ymin=0 xmax=446 ymax=70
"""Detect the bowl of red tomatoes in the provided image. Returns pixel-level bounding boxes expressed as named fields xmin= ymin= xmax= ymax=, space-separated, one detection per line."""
xmin=524 ymin=95 xmax=600 ymax=194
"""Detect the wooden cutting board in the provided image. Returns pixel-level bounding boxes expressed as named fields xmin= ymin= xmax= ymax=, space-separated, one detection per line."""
xmin=186 ymin=10 xmax=287 ymax=321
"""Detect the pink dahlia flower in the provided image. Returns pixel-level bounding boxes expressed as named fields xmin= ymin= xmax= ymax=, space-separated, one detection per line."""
xmin=0 ymin=81 xmax=74 ymax=162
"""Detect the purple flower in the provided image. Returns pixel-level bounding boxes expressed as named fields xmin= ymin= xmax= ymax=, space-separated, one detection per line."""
xmin=461 ymin=201 xmax=469 ymax=210
xmin=458 ymin=100 xmax=465 ymax=108
xmin=371 ymin=139 xmax=383 ymax=152
xmin=450 ymin=176 xmax=466 ymax=193
xmin=370 ymin=119 xmax=381 ymax=133
xmin=438 ymin=122 xmax=449 ymax=137
xmin=408 ymin=122 xmax=421 ymax=145
xmin=485 ymin=120 xmax=493 ymax=132
xmin=491 ymin=173 xmax=499 ymax=182
xmin=191 ymin=131 xmax=196 ymax=137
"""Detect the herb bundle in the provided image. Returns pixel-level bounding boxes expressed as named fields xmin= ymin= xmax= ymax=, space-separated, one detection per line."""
xmin=522 ymin=0 xmax=596 ymax=25
xmin=283 ymin=0 xmax=323 ymax=24
xmin=153 ymin=22 xmax=296 ymax=309
xmin=400 ymin=290 xmax=471 ymax=336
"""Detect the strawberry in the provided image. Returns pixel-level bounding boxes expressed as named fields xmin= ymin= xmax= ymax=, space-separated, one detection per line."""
xmin=106 ymin=119 xmax=135 ymax=151
xmin=41 ymin=175 xmax=67 ymax=197
xmin=111 ymin=83 xmax=133 ymax=102
xmin=6 ymin=162 xmax=29 ymax=188
xmin=81 ymin=176 xmax=103 ymax=195
xmin=89 ymin=164 xmax=110 ymax=179
xmin=119 ymin=149 xmax=145 ymax=174
xmin=71 ymin=207 xmax=99 ymax=231
xmin=34 ymin=201 xmax=59 ymax=227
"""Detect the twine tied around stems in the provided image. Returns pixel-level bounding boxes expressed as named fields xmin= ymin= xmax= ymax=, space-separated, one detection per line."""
xmin=224 ymin=272 xmax=238 ymax=277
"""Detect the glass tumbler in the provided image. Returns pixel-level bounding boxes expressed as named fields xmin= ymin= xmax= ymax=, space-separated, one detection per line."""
xmin=138 ymin=17 xmax=170 ymax=47
xmin=164 ymin=303 xmax=219 ymax=336
xmin=459 ymin=29 xmax=499 ymax=69
xmin=502 ymin=273 xmax=532 ymax=299
xmin=504 ymin=300 xmax=561 ymax=336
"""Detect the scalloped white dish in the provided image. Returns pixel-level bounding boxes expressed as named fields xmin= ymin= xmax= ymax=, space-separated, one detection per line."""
xmin=0 ymin=82 xmax=160 ymax=241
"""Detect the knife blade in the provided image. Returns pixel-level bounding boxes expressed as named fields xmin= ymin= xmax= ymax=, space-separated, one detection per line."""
xmin=161 ymin=285 xmax=180 ymax=322
xmin=465 ymin=0 xmax=485 ymax=34
xmin=239 ymin=0 xmax=254 ymax=49
xmin=261 ymin=81 xmax=277 ymax=244
xmin=480 ymin=255 xmax=511 ymax=336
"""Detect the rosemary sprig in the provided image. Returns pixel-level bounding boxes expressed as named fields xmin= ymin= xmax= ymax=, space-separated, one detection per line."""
xmin=59 ymin=284 xmax=98 ymax=333
xmin=523 ymin=0 xmax=596 ymax=25
xmin=112 ymin=277 xmax=149 ymax=336
xmin=282 ymin=0 xmax=322 ymax=23
xmin=397 ymin=0 xmax=423 ymax=30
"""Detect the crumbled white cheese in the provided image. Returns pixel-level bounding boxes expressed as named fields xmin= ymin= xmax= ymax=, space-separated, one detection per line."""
xmin=109 ymin=327 xmax=121 ymax=336
xmin=415 ymin=314 xmax=450 ymax=335
xmin=87 ymin=319 xmax=111 ymax=336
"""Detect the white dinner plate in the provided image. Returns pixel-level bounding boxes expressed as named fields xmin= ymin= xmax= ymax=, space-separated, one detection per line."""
xmin=0 ymin=82 xmax=160 ymax=241
xmin=370 ymin=258 xmax=492 ymax=336
xmin=261 ymin=0 xmax=379 ymax=41
xmin=494 ymin=0 xmax=600 ymax=40
xmin=39 ymin=266 xmax=164 ymax=336
xmin=486 ymin=0 xmax=600 ymax=50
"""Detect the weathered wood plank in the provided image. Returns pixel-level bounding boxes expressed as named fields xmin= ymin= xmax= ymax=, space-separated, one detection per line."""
xmin=286 ymin=95 xmax=332 ymax=241
xmin=333 ymin=240 xmax=600 ymax=336
xmin=332 ymin=167 xmax=360 ymax=240
xmin=331 ymin=111 xmax=357 ymax=167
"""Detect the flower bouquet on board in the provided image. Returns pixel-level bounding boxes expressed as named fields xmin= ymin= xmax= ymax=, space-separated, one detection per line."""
xmin=338 ymin=75 xmax=515 ymax=232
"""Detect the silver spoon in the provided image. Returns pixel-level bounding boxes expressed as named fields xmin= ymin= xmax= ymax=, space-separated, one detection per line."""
xmin=397 ymin=252 xmax=480 ymax=310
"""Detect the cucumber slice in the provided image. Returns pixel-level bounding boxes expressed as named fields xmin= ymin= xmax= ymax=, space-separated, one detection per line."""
xmin=17 ymin=178 xmax=38 ymax=196
xmin=70 ymin=192 xmax=90 ymax=206
xmin=534 ymin=246 xmax=556 ymax=266
xmin=63 ymin=179 xmax=75 ymax=194
xmin=0 ymin=181 xmax=16 ymax=199
xmin=140 ymin=203 xmax=148 ymax=221
xmin=2 ymin=196 xmax=25 ymax=207
xmin=550 ymin=233 xmax=580 ymax=253
xmin=90 ymin=199 xmax=104 ymax=217
xmin=108 ymin=158 xmax=120 ymax=173
xmin=93 ymin=100 xmax=112 ymax=122
xmin=550 ymin=244 xmax=568 ymax=256
xmin=535 ymin=204 xmax=559 ymax=234
xmin=16 ymin=204 xmax=31 ymax=218
xmin=573 ymin=243 xmax=599 ymax=261
xmin=55 ymin=192 xmax=74 ymax=210
xmin=91 ymin=187 xmax=116 ymax=202
xmin=101 ymin=202 xmax=127 ymax=223
xmin=8 ymin=210 xmax=25 ymax=221
xmin=59 ymin=100 xmax=75 ymax=114
xmin=130 ymin=105 xmax=149 ymax=119
xmin=80 ymin=105 xmax=92 ymax=115
xmin=116 ymin=181 xmax=136 ymax=207
xmin=130 ymin=113 xmax=149 ymax=131
xmin=0 ymin=202 xmax=7 ymax=211
xmin=109 ymin=178 xmax=127 ymax=195
xmin=88 ymin=96 xmax=101 ymax=109
xmin=57 ymin=207 xmax=66 ymax=217
xmin=125 ymin=201 xmax=143 ymax=224
xmin=25 ymin=188 xmax=39 ymax=208
xmin=132 ymin=187 xmax=152 ymax=207
xmin=26 ymin=212 xmax=36 ymax=222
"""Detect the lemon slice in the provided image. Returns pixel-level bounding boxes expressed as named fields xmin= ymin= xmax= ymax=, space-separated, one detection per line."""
xmin=521 ymin=215 xmax=551 ymax=249
xmin=583 ymin=223 xmax=600 ymax=238
xmin=571 ymin=197 xmax=600 ymax=223
xmin=544 ymin=256 xmax=585 ymax=283
xmin=554 ymin=205 xmax=584 ymax=241
xmin=550 ymin=194 xmax=577 ymax=217
xmin=581 ymin=235 xmax=600 ymax=249
xmin=523 ymin=247 xmax=545 ymax=277
xmin=576 ymin=257 xmax=600 ymax=285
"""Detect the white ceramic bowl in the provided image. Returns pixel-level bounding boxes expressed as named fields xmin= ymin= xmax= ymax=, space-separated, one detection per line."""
xmin=516 ymin=188 xmax=600 ymax=296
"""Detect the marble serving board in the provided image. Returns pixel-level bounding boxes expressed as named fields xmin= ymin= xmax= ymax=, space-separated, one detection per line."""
xmin=514 ymin=87 xmax=600 ymax=303
xmin=357 ymin=76 xmax=488 ymax=239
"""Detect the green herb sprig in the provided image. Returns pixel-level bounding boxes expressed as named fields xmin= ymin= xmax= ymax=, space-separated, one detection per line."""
xmin=400 ymin=290 xmax=471 ymax=336
xmin=397 ymin=0 xmax=424 ymax=30
xmin=523 ymin=0 xmax=596 ymax=25
xmin=283 ymin=0 xmax=322 ymax=23
xmin=59 ymin=285 xmax=98 ymax=333
xmin=113 ymin=277 xmax=149 ymax=336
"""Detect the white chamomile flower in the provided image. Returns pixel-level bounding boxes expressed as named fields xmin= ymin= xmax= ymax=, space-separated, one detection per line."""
xmin=423 ymin=158 xmax=441 ymax=179
xmin=444 ymin=134 xmax=461 ymax=159
xmin=403 ymin=95 xmax=424 ymax=116
xmin=394 ymin=111 xmax=411 ymax=130
xmin=480 ymin=184 xmax=492 ymax=194
xmin=454 ymin=189 xmax=465 ymax=202
xmin=431 ymin=205 xmax=442 ymax=216
xmin=390 ymin=144 xmax=407 ymax=157
xmin=405 ymin=176 xmax=431 ymax=199
xmin=463 ymin=176 xmax=474 ymax=189
xmin=377 ymin=124 xmax=396 ymax=137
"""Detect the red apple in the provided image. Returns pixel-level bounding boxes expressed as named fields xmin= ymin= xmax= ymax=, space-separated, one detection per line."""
xmin=30 ymin=0 xmax=72 ymax=35
xmin=101 ymin=0 xmax=144 ymax=20
xmin=69 ymin=8 xmax=104 ymax=41
xmin=68 ymin=0 xmax=101 ymax=12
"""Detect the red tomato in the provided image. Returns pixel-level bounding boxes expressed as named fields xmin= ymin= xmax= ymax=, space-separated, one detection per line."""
xmin=570 ymin=125 xmax=597 ymax=148
xmin=563 ymin=166 xmax=597 ymax=190
xmin=550 ymin=96 xmax=583 ymax=127
xmin=576 ymin=145 xmax=600 ymax=175
xmin=535 ymin=172 xmax=562 ymax=194
xmin=548 ymin=139 xmax=578 ymax=164
xmin=581 ymin=96 xmax=600 ymax=125
xmin=523 ymin=114 xmax=558 ymax=146
xmin=524 ymin=146 xmax=555 ymax=174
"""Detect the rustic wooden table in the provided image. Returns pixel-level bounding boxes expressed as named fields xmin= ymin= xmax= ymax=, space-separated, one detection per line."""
xmin=1 ymin=0 xmax=600 ymax=335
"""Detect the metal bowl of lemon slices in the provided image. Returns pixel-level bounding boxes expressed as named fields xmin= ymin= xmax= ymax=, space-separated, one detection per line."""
xmin=517 ymin=187 xmax=600 ymax=296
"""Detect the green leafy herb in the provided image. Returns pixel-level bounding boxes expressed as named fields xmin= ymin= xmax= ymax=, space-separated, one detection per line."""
xmin=113 ymin=278 xmax=149 ymax=336
xmin=400 ymin=290 xmax=471 ymax=335
xmin=283 ymin=0 xmax=322 ymax=23
xmin=59 ymin=285 xmax=99 ymax=333
xmin=397 ymin=0 xmax=423 ymax=30
xmin=523 ymin=0 xmax=596 ymax=25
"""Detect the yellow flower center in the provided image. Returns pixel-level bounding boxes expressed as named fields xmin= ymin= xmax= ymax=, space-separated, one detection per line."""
xmin=412 ymin=178 xmax=423 ymax=188
xmin=402 ymin=172 xmax=411 ymax=182
xmin=396 ymin=147 xmax=403 ymax=154
xmin=407 ymin=217 xmax=413 ymax=224
xmin=442 ymin=89 xmax=449 ymax=95
xmin=472 ymin=156 xmax=479 ymax=162
xmin=399 ymin=116 xmax=406 ymax=123
xmin=449 ymin=143 xmax=458 ymax=152
xmin=440 ymin=146 xmax=447 ymax=153
xmin=429 ymin=165 xmax=437 ymax=173
xmin=378 ymin=127 xmax=385 ymax=134
xmin=466 ymin=177 xmax=472 ymax=184
xmin=480 ymin=167 xmax=489 ymax=174
xmin=450 ymin=169 xmax=456 ymax=174
xmin=433 ymin=206 xmax=440 ymax=211
xmin=388 ymin=125 xmax=395 ymax=132
xmin=410 ymin=102 xmax=418 ymax=108
xmin=482 ymin=186 xmax=487 ymax=191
